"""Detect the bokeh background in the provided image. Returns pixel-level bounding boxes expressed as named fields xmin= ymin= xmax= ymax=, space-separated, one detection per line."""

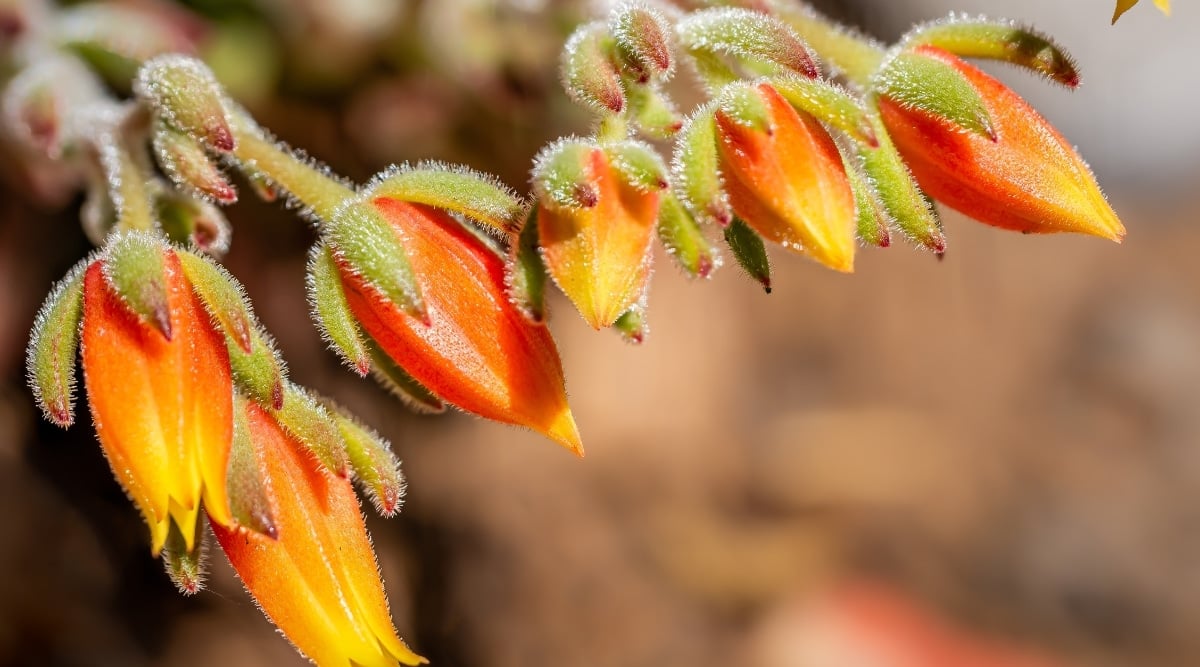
xmin=2 ymin=0 xmax=1199 ymax=665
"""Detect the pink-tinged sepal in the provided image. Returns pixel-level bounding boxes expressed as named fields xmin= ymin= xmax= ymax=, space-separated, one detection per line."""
xmin=901 ymin=16 xmax=1080 ymax=88
xmin=724 ymin=217 xmax=772 ymax=293
xmin=562 ymin=22 xmax=626 ymax=115
xmin=152 ymin=119 xmax=238 ymax=204
xmin=26 ymin=258 xmax=88 ymax=427
xmin=326 ymin=402 xmax=408 ymax=517
xmin=161 ymin=516 xmax=207 ymax=596
xmin=657 ymin=192 xmax=720 ymax=279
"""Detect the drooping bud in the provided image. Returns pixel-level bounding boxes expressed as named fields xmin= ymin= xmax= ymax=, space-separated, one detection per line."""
xmin=328 ymin=198 xmax=426 ymax=321
xmin=152 ymin=118 xmax=237 ymax=203
xmin=326 ymin=403 xmax=407 ymax=517
xmin=657 ymin=192 xmax=720 ymax=279
xmin=677 ymin=8 xmax=819 ymax=91
xmin=2 ymin=54 xmax=104 ymax=158
xmin=724 ymin=217 xmax=772 ymax=293
xmin=611 ymin=3 xmax=675 ymax=81
xmin=26 ymin=259 xmax=87 ymax=427
xmin=902 ymin=16 xmax=1079 ymax=88
xmin=714 ymin=82 xmax=857 ymax=272
xmin=103 ymin=231 xmax=174 ymax=340
xmin=271 ymin=383 xmax=350 ymax=478
xmin=308 ymin=242 xmax=371 ymax=375
xmin=673 ymin=103 xmax=731 ymax=226
xmin=210 ymin=401 xmax=426 ymax=667
xmin=877 ymin=46 xmax=1124 ymax=241
xmin=507 ymin=205 xmax=549 ymax=322
xmin=876 ymin=51 xmax=995 ymax=140
xmin=367 ymin=162 xmax=524 ymax=235
xmin=534 ymin=140 xmax=662 ymax=329
xmin=135 ymin=55 xmax=234 ymax=152
xmin=561 ymin=22 xmax=625 ymax=114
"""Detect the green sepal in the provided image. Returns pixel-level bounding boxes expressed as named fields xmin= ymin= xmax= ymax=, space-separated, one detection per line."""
xmin=507 ymin=206 xmax=548 ymax=322
xmin=176 ymin=249 xmax=255 ymax=354
xmin=151 ymin=119 xmax=237 ymax=204
xmin=307 ymin=242 xmax=370 ymax=376
xmin=875 ymin=51 xmax=995 ymax=140
xmin=134 ymin=55 xmax=234 ymax=151
xmin=532 ymin=138 xmax=600 ymax=210
xmin=611 ymin=4 xmax=674 ymax=80
xmin=161 ymin=516 xmax=206 ymax=595
xmin=228 ymin=394 xmax=277 ymax=538
xmin=325 ymin=402 xmax=407 ymax=517
xmin=902 ymin=18 xmax=1079 ymax=88
xmin=327 ymin=197 xmax=426 ymax=322
xmin=613 ymin=301 xmax=647 ymax=345
xmin=672 ymin=104 xmax=730 ymax=226
xmin=677 ymin=8 xmax=819 ymax=84
xmin=724 ymin=217 xmax=772 ymax=293
xmin=624 ymin=80 xmax=683 ymax=139
xmin=367 ymin=163 xmax=524 ymax=234
xmin=271 ymin=383 xmax=350 ymax=477
xmin=155 ymin=188 xmax=231 ymax=258
xmin=26 ymin=259 xmax=87 ymax=427
xmin=857 ymin=115 xmax=945 ymax=253
xmin=716 ymin=82 xmax=772 ymax=133
xmin=102 ymin=231 xmax=173 ymax=339
xmin=769 ymin=74 xmax=877 ymax=146
xmin=657 ymin=193 xmax=719 ymax=279
xmin=603 ymin=140 xmax=668 ymax=192
xmin=364 ymin=335 xmax=446 ymax=415
xmin=843 ymin=149 xmax=892 ymax=248
xmin=562 ymin=22 xmax=625 ymax=115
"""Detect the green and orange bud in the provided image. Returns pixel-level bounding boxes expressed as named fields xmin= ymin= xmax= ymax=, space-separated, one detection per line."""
xmin=211 ymin=401 xmax=425 ymax=667
xmin=533 ymin=139 xmax=664 ymax=329
xmin=326 ymin=187 xmax=582 ymax=455
xmin=877 ymin=45 xmax=1124 ymax=241
xmin=78 ymin=234 xmax=234 ymax=553
xmin=713 ymin=82 xmax=858 ymax=272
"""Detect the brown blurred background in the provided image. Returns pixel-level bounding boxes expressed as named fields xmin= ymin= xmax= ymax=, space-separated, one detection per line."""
xmin=2 ymin=0 xmax=1199 ymax=665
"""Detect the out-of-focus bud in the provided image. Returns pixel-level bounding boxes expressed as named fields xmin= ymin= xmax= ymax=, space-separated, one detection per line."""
xmin=152 ymin=119 xmax=237 ymax=203
xmin=331 ymin=190 xmax=582 ymax=455
xmin=714 ymin=82 xmax=857 ymax=272
xmin=135 ymin=55 xmax=234 ymax=152
xmin=877 ymin=46 xmax=1124 ymax=241
xmin=57 ymin=2 xmax=200 ymax=80
xmin=562 ymin=22 xmax=625 ymax=115
xmin=1 ymin=54 xmax=104 ymax=158
xmin=533 ymin=139 xmax=663 ymax=329
xmin=211 ymin=401 xmax=426 ymax=667
xmin=724 ymin=217 xmax=772 ymax=293
xmin=68 ymin=235 xmax=234 ymax=553
xmin=657 ymin=192 xmax=720 ymax=279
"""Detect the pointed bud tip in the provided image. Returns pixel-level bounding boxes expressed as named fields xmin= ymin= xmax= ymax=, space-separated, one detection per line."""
xmin=546 ymin=409 xmax=584 ymax=457
xmin=48 ymin=400 xmax=74 ymax=428
xmin=207 ymin=123 xmax=235 ymax=152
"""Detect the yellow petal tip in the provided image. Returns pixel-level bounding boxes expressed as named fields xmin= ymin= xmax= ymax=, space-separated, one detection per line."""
xmin=544 ymin=408 xmax=584 ymax=457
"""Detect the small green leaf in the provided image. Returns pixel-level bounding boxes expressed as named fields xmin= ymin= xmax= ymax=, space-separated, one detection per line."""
xmin=858 ymin=115 xmax=945 ymax=253
xmin=561 ymin=22 xmax=625 ymax=114
xmin=325 ymin=402 xmax=406 ymax=517
xmin=903 ymin=18 xmax=1079 ymax=87
xmin=532 ymin=138 xmax=600 ymax=210
xmin=26 ymin=259 xmax=88 ymax=427
xmin=134 ymin=55 xmax=234 ymax=151
xmin=724 ymin=217 xmax=771 ymax=293
xmin=507 ymin=206 xmax=548 ymax=322
xmin=876 ymin=51 xmax=995 ymax=140
xmin=228 ymin=394 xmax=277 ymax=538
xmin=672 ymin=104 xmax=730 ymax=226
xmin=307 ymin=242 xmax=370 ymax=375
xmin=842 ymin=149 xmax=892 ymax=248
xmin=367 ymin=163 xmax=524 ymax=234
xmin=769 ymin=74 xmax=877 ymax=145
xmin=613 ymin=301 xmax=647 ymax=345
xmin=176 ymin=249 xmax=255 ymax=354
xmin=657 ymin=193 xmax=719 ymax=279
xmin=327 ymin=198 xmax=426 ymax=321
xmin=604 ymin=140 xmax=668 ymax=192
xmin=271 ymin=383 xmax=350 ymax=477
xmin=103 ymin=231 xmax=172 ymax=339
xmin=364 ymin=335 xmax=446 ymax=415
xmin=677 ymin=8 xmax=819 ymax=82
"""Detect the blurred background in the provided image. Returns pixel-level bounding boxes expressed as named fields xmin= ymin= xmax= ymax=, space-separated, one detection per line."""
xmin=2 ymin=0 xmax=1199 ymax=665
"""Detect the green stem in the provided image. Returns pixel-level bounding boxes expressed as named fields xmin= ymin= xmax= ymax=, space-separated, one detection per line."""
xmin=596 ymin=114 xmax=629 ymax=143
xmin=229 ymin=112 xmax=355 ymax=222
xmin=774 ymin=3 xmax=886 ymax=88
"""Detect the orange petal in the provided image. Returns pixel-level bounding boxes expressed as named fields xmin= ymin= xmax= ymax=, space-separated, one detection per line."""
xmin=212 ymin=402 xmax=425 ymax=667
xmin=341 ymin=200 xmax=581 ymax=454
xmin=879 ymin=45 xmax=1124 ymax=242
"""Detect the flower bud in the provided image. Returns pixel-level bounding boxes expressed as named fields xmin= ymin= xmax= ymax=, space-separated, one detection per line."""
xmin=877 ymin=46 xmax=1124 ymax=241
xmin=714 ymin=82 xmax=857 ymax=272
xmin=211 ymin=401 xmax=425 ymax=667
xmin=135 ymin=55 xmax=235 ymax=152
xmin=562 ymin=22 xmax=625 ymax=115
xmin=533 ymin=140 xmax=663 ymax=329
xmin=152 ymin=119 xmax=237 ymax=204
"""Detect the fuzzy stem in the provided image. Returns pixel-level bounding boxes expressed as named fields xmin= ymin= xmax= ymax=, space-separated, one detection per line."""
xmin=229 ymin=112 xmax=354 ymax=222
xmin=596 ymin=114 xmax=629 ymax=143
xmin=773 ymin=3 xmax=886 ymax=88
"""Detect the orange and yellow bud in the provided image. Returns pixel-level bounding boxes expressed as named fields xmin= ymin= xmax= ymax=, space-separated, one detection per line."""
xmin=211 ymin=402 xmax=425 ymax=667
xmin=339 ymin=199 xmax=582 ymax=454
xmin=715 ymin=82 xmax=858 ymax=273
xmin=80 ymin=250 xmax=233 ymax=554
xmin=878 ymin=45 xmax=1124 ymax=242
xmin=538 ymin=147 xmax=660 ymax=329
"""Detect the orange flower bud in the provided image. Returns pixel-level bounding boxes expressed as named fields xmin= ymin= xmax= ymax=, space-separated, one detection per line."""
xmin=339 ymin=199 xmax=582 ymax=455
xmin=715 ymin=82 xmax=858 ymax=272
xmin=212 ymin=402 xmax=425 ymax=667
xmin=878 ymin=45 xmax=1125 ymax=242
xmin=80 ymin=250 xmax=233 ymax=554
xmin=538 ymin=147 xmax=660 ymax=329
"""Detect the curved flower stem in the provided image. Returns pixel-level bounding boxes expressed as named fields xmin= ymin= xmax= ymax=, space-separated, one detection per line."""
xmin=773 ymin=3 xmax=886 ymax=88
xmin=229 ymin=111 xmax=355 ymax=222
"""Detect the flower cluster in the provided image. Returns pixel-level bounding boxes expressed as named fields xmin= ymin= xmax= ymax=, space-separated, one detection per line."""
xmin=13 ymin=0 xmax=1127 ymax=664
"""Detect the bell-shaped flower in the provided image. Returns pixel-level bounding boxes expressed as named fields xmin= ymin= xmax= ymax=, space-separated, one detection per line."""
xmin=533 ymin=139 xmax=664 ymax=329
xmin=77 ymin=236 xmax=234 ymax=553
xmin=713 ymin=82 xmax=858 ymax=272
xmin=877 ymin=45 xmax=1124 ymax=241
xmin=211 ymin=400 xmax=425 ymax=667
